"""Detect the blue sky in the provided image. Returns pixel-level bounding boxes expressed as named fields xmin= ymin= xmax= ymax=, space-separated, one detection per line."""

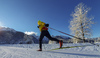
xmin=0 ymin=0 xmax=100 ymax=38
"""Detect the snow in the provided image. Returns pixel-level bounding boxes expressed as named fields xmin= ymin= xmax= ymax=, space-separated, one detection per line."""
xmin=0 ymin=43 xmax=100 ymax=58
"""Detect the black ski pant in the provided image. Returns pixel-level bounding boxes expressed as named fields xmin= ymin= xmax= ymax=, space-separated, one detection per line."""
xmin=39 ymin=30 xmax=59 ymax=49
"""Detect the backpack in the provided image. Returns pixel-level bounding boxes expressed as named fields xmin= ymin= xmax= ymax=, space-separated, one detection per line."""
xmin=45 ymin=24 xmax=49 ymax=27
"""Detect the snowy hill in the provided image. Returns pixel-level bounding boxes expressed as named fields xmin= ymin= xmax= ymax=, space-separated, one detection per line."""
xmin=0 ymin=43 xmax=100 ymax=58
xmin=0 ymin=26 xmax=38 ymax=44
xmin=0 ymin=27 xmax=16 ymax=32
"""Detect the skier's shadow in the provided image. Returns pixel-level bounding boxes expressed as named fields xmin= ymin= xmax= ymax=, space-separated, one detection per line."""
xmin=46 ymin=51 xmax=100 ymax=57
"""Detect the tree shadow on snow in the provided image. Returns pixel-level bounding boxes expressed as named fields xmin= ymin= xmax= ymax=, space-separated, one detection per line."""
xmin=46 ymin=51 xmax=100 ymax=57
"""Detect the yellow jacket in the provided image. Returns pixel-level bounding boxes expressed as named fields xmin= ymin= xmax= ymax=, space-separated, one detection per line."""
xmin=38 ymin=21 xmax=48 ymax=32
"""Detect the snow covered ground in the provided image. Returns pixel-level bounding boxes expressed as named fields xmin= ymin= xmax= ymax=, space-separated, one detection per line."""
xmin=0 ymin=43 xmax=100 ymax=58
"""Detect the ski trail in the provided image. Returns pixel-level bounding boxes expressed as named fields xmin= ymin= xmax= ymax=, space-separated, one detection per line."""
xmin=0 ymin=46 xmax=33 ymax=58
xmin=0 ymin=46 xmax=53 ymax=58
xmin=0 ymin=47 xmax=12 ymax=58
xmin=0 ymin=44 xmax=100 ymax=58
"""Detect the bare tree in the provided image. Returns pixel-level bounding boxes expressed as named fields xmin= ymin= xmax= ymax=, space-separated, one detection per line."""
xmin=70 ymin=3 xmax=94 ymax=43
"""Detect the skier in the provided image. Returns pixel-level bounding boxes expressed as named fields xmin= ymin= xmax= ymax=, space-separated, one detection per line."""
xmin=37 ymin=20 xmax=63 ymax=51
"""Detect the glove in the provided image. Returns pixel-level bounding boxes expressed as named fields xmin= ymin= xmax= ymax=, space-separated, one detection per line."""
xmin=37 ymin=25 xmax=40 ymax=28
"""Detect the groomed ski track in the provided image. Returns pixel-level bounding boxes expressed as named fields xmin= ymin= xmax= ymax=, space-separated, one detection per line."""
xmin=0 ymin=43 xmax=100 ymax=58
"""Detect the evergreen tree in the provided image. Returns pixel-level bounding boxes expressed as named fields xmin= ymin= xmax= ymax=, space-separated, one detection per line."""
xmin=70 ymin=3 xmax=94 ymax=42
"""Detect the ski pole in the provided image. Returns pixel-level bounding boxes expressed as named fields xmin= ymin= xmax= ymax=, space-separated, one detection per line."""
xmin=49 ymin=27 xmax=81 ymax=40
xmin=43 ymin=41 xmax=46 ymax=50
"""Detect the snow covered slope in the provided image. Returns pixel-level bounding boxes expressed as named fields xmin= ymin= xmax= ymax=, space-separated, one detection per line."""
xmin=0 ymin=43 xmax=100 ymax=58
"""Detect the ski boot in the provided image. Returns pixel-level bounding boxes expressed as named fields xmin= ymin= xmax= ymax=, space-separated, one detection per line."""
xmin=59 ymin=40 xmax=63 ymax=48
xmin=37 ymin=49 xmax=42 ymax=51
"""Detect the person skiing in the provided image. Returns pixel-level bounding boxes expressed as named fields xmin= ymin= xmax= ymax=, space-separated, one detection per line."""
xmin=37 ymin=20 xmax=63 ymax=51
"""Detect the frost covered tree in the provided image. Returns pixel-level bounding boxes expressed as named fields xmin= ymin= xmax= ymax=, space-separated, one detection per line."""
xmin=70 ymin=3 xmax=94 ymax=42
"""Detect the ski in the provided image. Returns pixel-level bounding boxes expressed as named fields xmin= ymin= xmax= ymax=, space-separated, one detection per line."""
xmin=49 ymin=45 xmax=92 ymax=51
